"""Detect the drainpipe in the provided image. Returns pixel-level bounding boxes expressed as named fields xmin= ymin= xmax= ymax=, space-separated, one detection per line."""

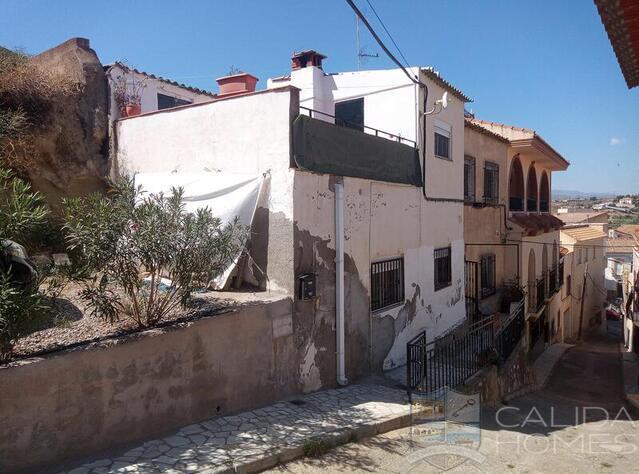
xmin=335 ymin=178 xmax=348 ymax=386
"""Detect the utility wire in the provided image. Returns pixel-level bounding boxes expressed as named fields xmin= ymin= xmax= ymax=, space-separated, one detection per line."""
xmin=364 ymin=0 xmax=412 ymax=69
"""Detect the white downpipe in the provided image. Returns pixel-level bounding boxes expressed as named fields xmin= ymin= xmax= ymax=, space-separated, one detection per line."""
xmin=335 ymin=179 xmax=348 ymax=386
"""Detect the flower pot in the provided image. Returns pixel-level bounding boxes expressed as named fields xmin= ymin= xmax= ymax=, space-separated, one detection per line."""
xmin=125 ymin=104 xmax=141 ymax=117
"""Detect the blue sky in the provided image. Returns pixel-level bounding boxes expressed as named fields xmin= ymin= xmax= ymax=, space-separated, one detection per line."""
xmin=2 ymin=0 xmax=637 ymax=194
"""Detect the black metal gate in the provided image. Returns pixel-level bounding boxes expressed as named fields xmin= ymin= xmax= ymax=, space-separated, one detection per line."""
xmin=465 ymin=260 xmax=479 ymax=322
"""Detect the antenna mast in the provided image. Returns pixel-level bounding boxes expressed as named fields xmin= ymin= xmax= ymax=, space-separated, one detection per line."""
xmin=356 ymin=14 xmax=378 ymax=70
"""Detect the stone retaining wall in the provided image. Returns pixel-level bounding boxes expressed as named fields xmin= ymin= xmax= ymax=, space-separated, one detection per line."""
xmin=0 ymin=297 xmax=301 ymax=473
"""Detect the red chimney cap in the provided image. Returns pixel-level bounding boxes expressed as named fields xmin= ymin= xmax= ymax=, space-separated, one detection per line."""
xmin=216 ymin=72 xmax=259 ymax=97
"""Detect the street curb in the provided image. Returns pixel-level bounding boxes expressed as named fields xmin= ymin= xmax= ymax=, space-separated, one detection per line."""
xmin=230 ymin=410 xmax=417 ymax=473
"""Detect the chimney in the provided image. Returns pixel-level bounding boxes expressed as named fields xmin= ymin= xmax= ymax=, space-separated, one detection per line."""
xmin=291 ymin=50 xmax=327 ymax=71
xmin=215 ymin=72 xmax=259 ymax=98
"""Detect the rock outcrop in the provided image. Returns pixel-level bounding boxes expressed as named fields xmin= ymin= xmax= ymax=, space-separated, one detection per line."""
xmin=26 ymin=38 xmax=109 ymax=212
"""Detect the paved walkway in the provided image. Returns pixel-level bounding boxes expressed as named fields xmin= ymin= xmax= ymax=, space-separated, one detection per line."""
xmin=63 ymin=384 xmax=412 ymax=474
xmin=532 ymin=342 xmax=573 ymax=388
xmin=268 ymin=324 xmax=638 ymax=473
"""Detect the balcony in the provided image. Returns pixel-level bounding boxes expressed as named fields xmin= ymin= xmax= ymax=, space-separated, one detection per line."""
xmin=539 ymin=200 xmax=549 ymax=212
xmin=536 ymin=274 xmax=547 ymax=312
xmin=510 ymin=196 xmax=524 ymax=212
xmin=293 ymin=110 xmax=422 ymax=187
xmin=548 ymin=266 xmax=557 ymax=294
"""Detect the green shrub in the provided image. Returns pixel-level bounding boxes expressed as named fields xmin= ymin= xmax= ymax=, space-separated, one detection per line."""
xmin=63 ymin=177 xmax=247 ymax=327
xmin=0 ymin=272 xmax=50 ymax=361
xmin=0 ymin=168 xmax=51 ymax=360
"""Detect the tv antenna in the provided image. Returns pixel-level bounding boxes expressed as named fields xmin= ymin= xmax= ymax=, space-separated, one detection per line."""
xmin=356 ymin=15 xmax=379 ymax=70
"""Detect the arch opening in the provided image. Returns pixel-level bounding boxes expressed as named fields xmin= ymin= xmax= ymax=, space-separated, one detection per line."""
xmin=509 ymin=156 xmax=525 ymax=211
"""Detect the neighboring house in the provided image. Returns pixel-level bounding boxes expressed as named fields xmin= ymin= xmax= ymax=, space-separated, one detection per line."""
xmin=606 ymin=237 xmax=634 ymax=298
xmin=469 ymin=118 xmax=569 ymax=359
xmin=104 ymin=62 xmax=215 ymax=120
xmin=462 ymin=119 xmax=523 ymax=325
xmin=595 ymin=0 xmax=639 ymax=89
xmin=560 ymin=226 xmax=607 ymax=341
xmin=627 ymin=231 xmax=639 ymax=352
xmin=612 ymin=224 xmax=639 ymax=239
xmin=113 ymin=50 xmax=471 ymax=393
xmin=554 ymin=211 xmax=609 ymax=234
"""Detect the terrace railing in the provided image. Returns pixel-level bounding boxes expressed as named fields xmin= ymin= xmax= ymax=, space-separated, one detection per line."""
xmin=510 ymin=196 xmax=524 ymax=212
xmin=536 ymin=274 xmax=547 ymax=313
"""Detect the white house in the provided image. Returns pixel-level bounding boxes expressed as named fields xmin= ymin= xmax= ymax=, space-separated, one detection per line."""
xmin=104 ymin=62 xmax=215 ymax=120
xmin=113 ymin=50 xmax=472 ymax=390
xmin=267 ymin=51 xmax=472 ymax=370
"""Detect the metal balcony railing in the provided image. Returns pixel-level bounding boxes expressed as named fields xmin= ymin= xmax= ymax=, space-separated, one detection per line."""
xmin=539 ymin=200 xmax=549 ymax=212
xmin=549 ymin=266 xmax=558 ymax=295
xmin=510 ymin=196 xmax=524 ymax=212
xmin=536 ymin=275 xmax=546 ymax=312
xmin=299 ymin=106 xmax=417 ymax=147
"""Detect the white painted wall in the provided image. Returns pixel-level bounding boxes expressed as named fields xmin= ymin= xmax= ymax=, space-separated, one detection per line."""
xmin=115 ymin=87 xmax=297 ymax=292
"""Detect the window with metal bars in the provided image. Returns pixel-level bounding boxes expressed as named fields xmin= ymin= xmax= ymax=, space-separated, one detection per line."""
xmin=370 ymin=257 xmax=405 ymax=312
xmin=434 ymin=247 xmax=452 ymax=291
xmin=480 ymin=254 xmax=496 ymax=298
xmin=483 ymin=161 xmax=499 ymax=204
xmin=464 ymin=156 xmax=475 ymax=202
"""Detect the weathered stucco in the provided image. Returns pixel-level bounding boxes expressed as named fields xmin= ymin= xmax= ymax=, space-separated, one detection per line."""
xmin=0 ymin=297 xmax=321 ymax=473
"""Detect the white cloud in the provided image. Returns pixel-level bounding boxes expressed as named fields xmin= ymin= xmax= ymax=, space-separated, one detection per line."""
xmin=610 ymin=137 xmax=624 ymax=146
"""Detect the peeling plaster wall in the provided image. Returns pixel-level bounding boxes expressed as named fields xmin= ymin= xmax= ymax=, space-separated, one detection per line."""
xmin=293 ymin=171 xmax=466 ymax=378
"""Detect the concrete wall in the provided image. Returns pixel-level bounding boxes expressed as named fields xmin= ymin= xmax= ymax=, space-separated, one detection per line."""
xmin=0 ymin=298 xmax=306 ymax=473
xmin=115 ymin=87 xmax=298 ymax=293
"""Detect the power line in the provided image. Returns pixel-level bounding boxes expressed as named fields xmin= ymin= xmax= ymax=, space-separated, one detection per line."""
xmin=364 ymin=0 xmax=411 ymax=69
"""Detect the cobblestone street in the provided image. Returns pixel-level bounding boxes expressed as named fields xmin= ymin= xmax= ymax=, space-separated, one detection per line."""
xmin=269 ymin=325 xmax=639 ymax=473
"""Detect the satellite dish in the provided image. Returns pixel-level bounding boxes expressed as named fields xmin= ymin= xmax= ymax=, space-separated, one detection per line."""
xmin=440 ymin=92 xmax=448 ymax=109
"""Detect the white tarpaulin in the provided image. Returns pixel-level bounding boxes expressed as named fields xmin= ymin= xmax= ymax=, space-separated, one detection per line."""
xmin=135 ymin=171 xmax=263 ymax=289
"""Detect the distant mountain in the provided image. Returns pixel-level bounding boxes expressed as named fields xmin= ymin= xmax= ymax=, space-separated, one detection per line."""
xmin=552 ymin=189 xmax=615 ymax=200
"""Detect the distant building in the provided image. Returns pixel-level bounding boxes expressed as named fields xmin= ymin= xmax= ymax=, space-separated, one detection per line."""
xmin=616 ymin=196 xmax=634 ymax=209
xmin=560 ymin=226 xmax=607 ymax=341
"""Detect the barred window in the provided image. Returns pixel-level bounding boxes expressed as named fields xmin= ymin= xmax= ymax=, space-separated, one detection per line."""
xmin=484 ymin=162 xmax=499 ymax=204
xmin=480 ymin=254 xmax=496 ymax=298
xmin=434 ymin=247 xmax=452 ymax=291
xmin=464 ymin=156 xmax=475 ymax=202
xmin=371 ymin=257 xmax=404 ymax=311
